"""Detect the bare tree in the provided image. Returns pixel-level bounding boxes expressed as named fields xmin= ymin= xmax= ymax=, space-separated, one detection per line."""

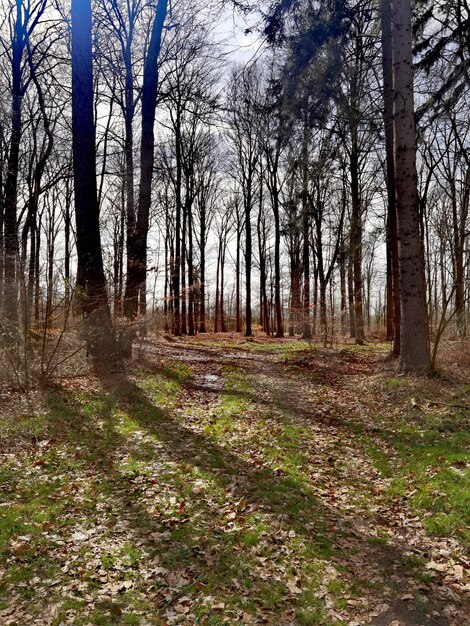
xmin=390 ymin=0 xmax=431 ymax=372
xmin=71 ymin=0 xmax=113 ymax=357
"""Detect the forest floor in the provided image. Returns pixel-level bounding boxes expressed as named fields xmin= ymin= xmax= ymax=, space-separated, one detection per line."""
xmin=0 ymin=334 xmax=469 ymax=626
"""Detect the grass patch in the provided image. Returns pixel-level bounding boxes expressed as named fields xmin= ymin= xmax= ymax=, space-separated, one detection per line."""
xmin=3 ymin=338 xmax=467 ymax=624
xmin=361 ymin=409 xmax=470 ymax=546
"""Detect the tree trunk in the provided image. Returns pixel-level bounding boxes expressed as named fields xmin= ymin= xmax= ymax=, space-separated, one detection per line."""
xmin=122 ymin=38 xmax=136 ymax=316
xmin=312 ymin=264 xmax=318 ymax=338
xmin=172 ymin=107 xmax=182 ymax=336
xmin=220 ymin=237 xmax=226 ymax=332
xmin=391 ymin=0 xmax=431 ymax=373
xmin=64 ymin=175 xmax=72 ymax=310
xmin=339 ymin=247 xmax=347 ymax=334
xmin=187 ymin=192 xmax=195 ymax=336
xmin=199 ymin=207 xmax=207 ymax=333
xmin=3 ymin=1 xmax=24 ymax=327
xmin=124 ymin=0 xmax=167 ymax=320
xmin=181 ymin=193 xmax=187 ymax=335
xmin=235 ymin=220 xmax=241 ymax=333
xmin=71 ymin=0 xmax=114 ymax=358
xmin=350 ymin=137 xmax=365 ymax=344
xmin=34 ymin=223 xmax=41 ymax=324
xmin=381 ymin=0 xmax=400 ymax=354
xmin=214 ymin=240 xmax=221 ymax=333
xmin=245 ymin=188 xmax=252 ymax=337
xmin=46 ymin=221 xmax=54 ymax=330
xmin=301 ymin=129 xmax=311 ymax=339
xmin=347 ymin=252 xmax=356 ymax=337
xmin=257 ymin=198 xmax=269 ymax=335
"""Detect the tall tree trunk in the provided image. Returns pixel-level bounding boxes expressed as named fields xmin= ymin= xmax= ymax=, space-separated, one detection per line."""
xmin=164 ymin=231 xmax=169 ymax=332
xmin=64 ymin=175 xmax=72 ymax=310
xmin=3 ymin=0 xmax=24 ymax=327
xmin=381 ymin=0 xmax=400 ymax=354
xmin=288 ymin=249 xmax=295 ymax=337
xmin=292 ymin=247 xmax=301 ymax=336
xmin=34 ymin=223 xmax=41 ymax=324
xmin=235 ymin=219 xmax=241 ymax=333
xmin=172 ymin=107 xmax=182 ymax=335
xmin=199 ymin=205 xmax=207 ymax=333
xmin=124 ymin=0 xmax=167 ymax=319
xmin=181 ymin=193 xmax=187 ymax=334
xmin=301 ymin=128 xmax=311 ymax=339
xmin=452 ymin=170 xmax=469 ymax=336
xmin=391 ymin=0 xmax=431 ymax=373
xmin=245 ymin=186 xmax=252 ymax=337
xmin=266 ymin=156 xmax=284 ymax=337
xmin=46 ymin=220 xmax=54 ymax=330
xmin=71 ymin=0 xmax=113 ymax=357
xmin=257 ymin=196 xmax=269 ymax=335
xmin=347 ymin=251 xmax=356 ymax=337
xmin=214 ymin=240 xmax=221 ymax=333
xmin=122 ymin=40 xmax=136 ymax=316
xmin=220 ymin=237 xmax=226 ymax=332
xmin=320 ymin=281 xmax=327 ymax=346
xmin=272 ymin=191 xmax=283 ymax=337
xmin=312 ymin=263 xmax=318 ymax=338
xmin=339 ymin=246 xmax=347 ymax=334
xmin=350 ymin=135 xmax=365 ymax=344
xmin=187 ymin=192 xmax=195 ymax=336
xmin=0 ymin=150 xmax=4 ymax=311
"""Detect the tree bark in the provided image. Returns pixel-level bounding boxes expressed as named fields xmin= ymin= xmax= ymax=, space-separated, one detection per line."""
xmin=71 ymin=0 xmax=114 ymax=358
xmin=245 ymin=181 xmax=253 ymax=337
xmin=347 ymin=251 xmax=356 ymax=337
xmin=235 ymin=213 xmax=242 ymax=333
xmin=381 ymin=0 xmax=400 ymax=354
xmin=350 ymin=135 xmax=365 ymax=344
xmin=124 ymin=0 xmax=167 ymax=319
xmin=301 ymin=127 xmax=311 ymax=339
xmin=3 ymin=0 xmax=26 ymax=326
xmin=391 ymin=0 xmax=431 ymax=373
xmin=199 ymin=200 xmax=207 ymax=333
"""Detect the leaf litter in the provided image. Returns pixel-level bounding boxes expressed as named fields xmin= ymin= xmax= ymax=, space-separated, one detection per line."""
xmin=0 ymin=335 xmax=469 ymax=625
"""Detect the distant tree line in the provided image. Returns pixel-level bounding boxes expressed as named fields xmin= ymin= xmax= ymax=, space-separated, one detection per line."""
xmin=0 ymin=0 xmax=469 ymax=373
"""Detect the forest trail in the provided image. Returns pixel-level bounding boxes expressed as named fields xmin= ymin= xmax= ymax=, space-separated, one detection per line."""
xmin=1 ymin=336 xmax=469 ymax=625
xmin=135 ymin=336 xmax=470 ymax=625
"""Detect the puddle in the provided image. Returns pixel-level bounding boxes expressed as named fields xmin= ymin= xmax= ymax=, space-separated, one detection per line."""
xmin=201 ymin=373 xmax=223 ymax=391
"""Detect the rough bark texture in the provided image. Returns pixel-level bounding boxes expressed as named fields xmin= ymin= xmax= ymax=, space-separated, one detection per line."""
xmin=199 ymin=201 xmax=207 ymax=333
xmin=123 ymin=37 xmax=136 ymax=315
xmin=3 ymin=0 xmax=25 ymax=326
xmin=350 ymin=137 xmax=365 ymax=344
xmin=124 ymin=0 xmax=167 ymax=319
xmin=245 ymin=194 xmax=252 ymax=337
xmin=235 ymin=222 xmax=241 ymax=333
xmin=71 ymin=0 xmax=113 ymax=357
xmin=381 ymin=0 xmax=400 ymax=355
xmin=347 ymin=253 xmax=356 ymax=337
xmin=301 ymin=129 xmax=311 ymax=339
xmin=391 ymin=0 xmax=431 ymax=373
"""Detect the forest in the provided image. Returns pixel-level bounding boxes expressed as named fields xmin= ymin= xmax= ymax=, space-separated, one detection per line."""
xmin=0 ymin=0 xmax=469 ymax=624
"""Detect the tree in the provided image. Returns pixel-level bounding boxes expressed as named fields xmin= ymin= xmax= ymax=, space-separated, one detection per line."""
xmin=2 ymin=0 xmax=48 ymax=329
xmin=389 ymin=0 xmax=431 ymax=372
xmin=226 ymin=65 xmax=262 ymax=337
xmin=124 ymin=0 xmax=168 ymax=319
xmin=71 ymin=0 xmax=113 ymax=357
xmin=381 ymin=0 xmax=400 ymax=355
xmin=260 ymin=69 xmax=286 ymax=337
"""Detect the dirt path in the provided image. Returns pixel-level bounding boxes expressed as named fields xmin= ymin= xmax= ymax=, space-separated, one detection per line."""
xmin=145 ymin=337 xmax=470 ymax=625
xmin=1 ymin=336 xmax=469 ymax=626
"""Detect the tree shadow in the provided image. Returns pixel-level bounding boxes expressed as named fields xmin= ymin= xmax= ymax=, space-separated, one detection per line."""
xmin=33 ymin=354 xmax=459 ymax=625
xmin=94 ymin=368 xmax=455 ymax=625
